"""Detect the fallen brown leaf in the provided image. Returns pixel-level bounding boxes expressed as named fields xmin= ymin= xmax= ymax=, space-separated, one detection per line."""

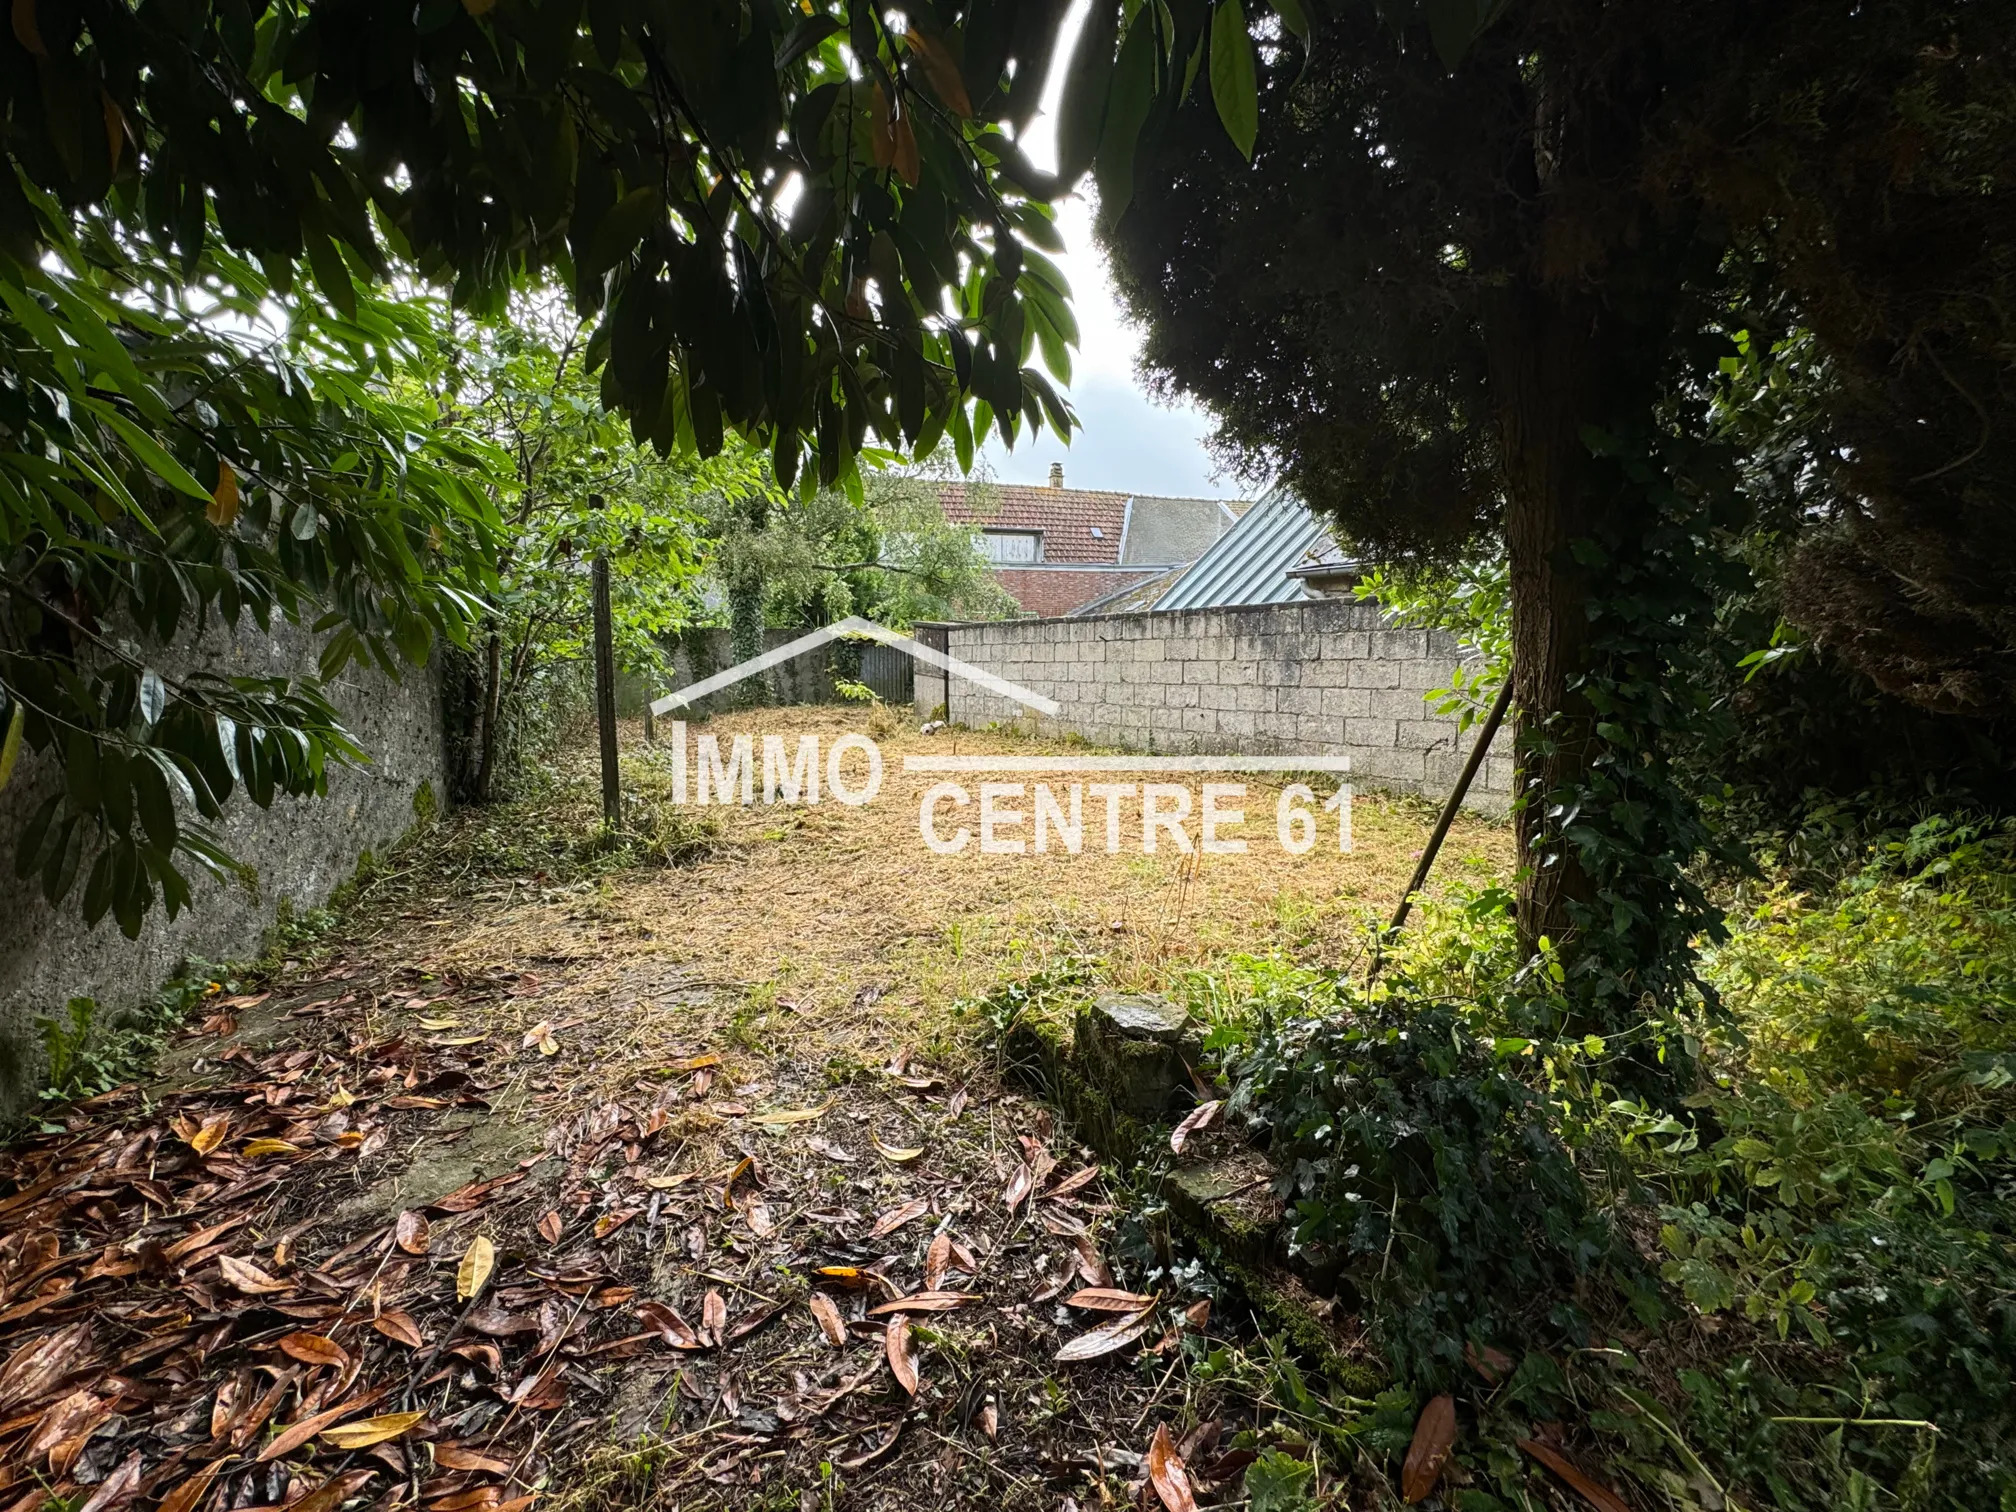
xmin=870 ymin=1197 xmax=930 ymax=1237
xmin=872 ymin=1137 xmax=923 ymax=1164
xmin=435 ymin=1445 xmax=513 ymax=1475
xmin=537 ymin=1210 xmax=564 ymax=1245
xmin=372 ymin=1311 xmax=424 ymax=1349
xmin=76 ymin=1448 xmax=142 ymax=1512
xmin=1055 ymin=1307 xmax=1157 ymax=1363
xmin=1402 ymin=1394 xmax=1457 ymax=1503
xmin=886 ymin=1315 xmax=918 ymax=1394
xmin=867 ymin=1291 xmax=981 ymax=1315
xmin=1168 ymin=1100 xmax=1223 ymax=1155
xmin=636 ymin=1301 xmax=704 ymax=1349
xmin=0 ymin=1321 xmax=92 ymax=1414
xmin=923 ymin=1232 xmax=955 ymax=1291
xmin=1146 ymin=1423 xmax=1199 ymax=1512
xmin=156 ymin=1459 xmax=225 ymax=1512
xmin=838 ymin=1419 xmax=903 ymax=1472
xmin=809 ymin=1293 xmax=847 ymax=1346
xmin=1064 ymin=1288 xmax=1159 ymax=1312
xmin=702 ymin=1288 xmax=727 ymax=1346
xmin=323 ymin=1411 xmax=428 ymax=1449
xmin=456 ymin=1236 xmax=495 ymax=1301
xmin=278 ymin=1332 xmax=349 ymax=1369
xmin=395 ymin=1211 xmax=431 ymax=1256
xmin=258 ymin=1392 xmax=381 ymax=1462
xmin=216 ymin=1255 xmax=291 ymax=1295
xmin=291 ymin=1468 xmax=376 ymax=1512
xmin=1516 ymin=1439 xmax=1633 ymax=1512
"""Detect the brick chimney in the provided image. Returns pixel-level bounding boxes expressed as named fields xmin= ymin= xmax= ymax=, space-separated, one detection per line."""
xmin=1047 ymin=462 xmax=1064 ymax=488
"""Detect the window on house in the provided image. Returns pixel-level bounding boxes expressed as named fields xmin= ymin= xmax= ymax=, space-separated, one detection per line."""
xmin=980 ymin=530 xmax=1042 ymax=564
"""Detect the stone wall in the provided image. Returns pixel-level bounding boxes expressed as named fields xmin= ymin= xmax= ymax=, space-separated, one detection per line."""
xmin=916 ymin=599 xmax=1510 ymax=806
xmin=0 ymin=620 xmax=444 ymax=1114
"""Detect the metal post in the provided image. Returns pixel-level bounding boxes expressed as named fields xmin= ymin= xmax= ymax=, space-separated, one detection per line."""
xmin=591 ymin=496 xmax=620 ymax=832
xmin=1387 ymin=675 xmax=1515 ymax=935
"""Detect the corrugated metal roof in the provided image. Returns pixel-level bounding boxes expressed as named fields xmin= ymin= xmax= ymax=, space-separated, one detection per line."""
xmin=1153 ymin=486 xmax=1332 ymax=611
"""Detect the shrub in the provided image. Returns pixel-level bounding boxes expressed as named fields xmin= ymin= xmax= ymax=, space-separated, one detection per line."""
xmin=1228 ymin=993 xmax=1633 ymax=1386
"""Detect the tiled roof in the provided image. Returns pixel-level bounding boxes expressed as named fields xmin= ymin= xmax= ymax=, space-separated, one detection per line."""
xmin=938 ymin=483 xmax=1131 ymax=564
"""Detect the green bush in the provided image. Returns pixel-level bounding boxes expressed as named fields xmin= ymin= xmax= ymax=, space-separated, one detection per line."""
xmin=1227 ymin=993 xmax=1635 ymax=1386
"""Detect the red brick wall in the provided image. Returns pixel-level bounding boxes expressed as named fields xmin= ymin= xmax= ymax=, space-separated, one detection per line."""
xmin=995 ymin=568 xmax=1164 ymax=617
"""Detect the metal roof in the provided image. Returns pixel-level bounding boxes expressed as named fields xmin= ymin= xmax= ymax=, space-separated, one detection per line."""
xmin=1152 ymin=486 xmax=1332 ymax=611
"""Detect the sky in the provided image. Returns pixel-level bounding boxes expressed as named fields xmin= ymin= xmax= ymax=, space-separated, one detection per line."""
xmin=970 ymin=3 xmax=1252 ymax=503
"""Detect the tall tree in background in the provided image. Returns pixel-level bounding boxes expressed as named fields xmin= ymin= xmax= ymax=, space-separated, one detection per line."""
xmin=694 ymin=465 xmax=1015 ymax=673
xmin=424 ymin=296 xmax=763 ymax=800
xmin=1093 ymin=0 xmax=2016 ymax=989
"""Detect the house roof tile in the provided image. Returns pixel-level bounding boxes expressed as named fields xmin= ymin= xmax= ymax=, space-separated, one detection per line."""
xmin=938 ymin=483 xmax=1131 ymax=564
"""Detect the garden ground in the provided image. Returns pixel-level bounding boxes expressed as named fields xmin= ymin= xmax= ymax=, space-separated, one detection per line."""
xmin=0 ymin=708 xmax=1510 ymax=1512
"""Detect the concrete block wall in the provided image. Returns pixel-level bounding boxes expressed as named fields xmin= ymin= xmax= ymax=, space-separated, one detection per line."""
xmin=916 ymin=599 xmax=1511 ymax=808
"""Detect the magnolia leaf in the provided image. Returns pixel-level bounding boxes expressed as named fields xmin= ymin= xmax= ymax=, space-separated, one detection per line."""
xmin=1402 ymin=1394 xmax=1456 ymax=1503
xmin=456 ymin=1235 xmax=495 ymax=1301
xmin=216 ymin=1255 xmax=291 ymax=1294
xmin=1516 ymin=1440 xmax=1633 ymax=1512
xmin=867 ymin=1291 xmax=980 ymax=1315
xmin=1055 ymin=1306 xmax=1156 ymax=1362
xmin=1209 ymin=0 xmax=1258 ymax=161
xmin=1169 ymin=1099 xmax=1223 ymax=1155
xmin=886 ymin=1314 xmax=919 ymax=1394
xmin=873 ymin=1136 xmax=924 ymax=1164
xmin=750 ymin=1101 xmax=830 ymax=1126
xmin=372 ymin=1311 xmax=423 ymax=1349
xmin=207 ymin=458 xmax=240 ymax=526
xmin=809 ymin=1292 xmax=847 ymax=1346
xmin=1065 ymin=1287 xmax=1159 ymax=1312
xmin=870 ymin=1197 xmax=930 ymax=1237
xmin=321 ymin=1411 xmax=427 ymax=1449
xmin=1147 ymin=1423 xmax=1199 ymax=1512
xmin=923 ymin=1232 xmax=954 ymax=1290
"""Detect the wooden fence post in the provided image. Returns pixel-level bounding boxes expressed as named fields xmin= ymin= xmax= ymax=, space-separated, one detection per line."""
xmin=590 ymin=495 xmax=620 ymax=832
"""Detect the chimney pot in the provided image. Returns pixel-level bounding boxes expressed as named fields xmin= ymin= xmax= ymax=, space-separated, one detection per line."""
xmin=1047 ymin=462 xmax=1064 ymax=489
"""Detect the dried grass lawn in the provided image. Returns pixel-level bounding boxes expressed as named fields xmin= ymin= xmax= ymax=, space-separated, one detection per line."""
xmin=423 ymin=705 xmax=1513 ymax=1091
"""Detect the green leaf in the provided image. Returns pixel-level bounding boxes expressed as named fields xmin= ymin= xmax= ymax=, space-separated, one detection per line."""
xmin=138 ymin=668 xmax=166 ymax=727
xmin=86 ymin=401 xmax=210 ymax=503
xmin=1424 ymin=0 xmax=1499 ymax=70
xmin=1273 ymin=0 xmax=1311 ymax=45
xmin=0 ymin=700 xmax=22 ymax=794
xmin=1245 ymin=1448 xmax=1317 ymax=1512
xmin=1093 ymin=12 xmax=1160 ymax=229
xmin=1210 ymin=0 xmax=1259 ymax=161
xmin=1055 ymin=0 xmax=1121 ymax=187
xmin=302 ymin=228 xmax=359 ymax=321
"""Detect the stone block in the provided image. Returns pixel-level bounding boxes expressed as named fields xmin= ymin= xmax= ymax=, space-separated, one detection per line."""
xmin=1353 ymin=746 xmax=1428 ymax=784
xmin=1319 ymin=687 xmax=1373 ymax=718
xmin=1347 ymin=659 xmax=1403 ymax=689
xmin=1399 ymin=719 xmax=1459 ymax=753
xmin=1345 ymin=716 xmax=1398 ymax=747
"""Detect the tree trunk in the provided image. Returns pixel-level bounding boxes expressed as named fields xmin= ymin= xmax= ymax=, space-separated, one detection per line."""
xmin=727 ymin=578 xmax=767 ymax=707
xmin=474 ymin=628 xmax=504 ymax=804
xmin=1485 ymin=284 xmax=1604 ymax=957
